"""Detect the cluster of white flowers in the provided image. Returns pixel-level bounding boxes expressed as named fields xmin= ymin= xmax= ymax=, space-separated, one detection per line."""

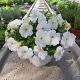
xmin=6 ymin=9 xmax=76 ymax=61
xmin=7 ymin=19 xmax=22 ymax=30
xmin=17 ymin=46 xmax=33 ymax=59
xmin=6 ymin=37 xmax=21 ymax=51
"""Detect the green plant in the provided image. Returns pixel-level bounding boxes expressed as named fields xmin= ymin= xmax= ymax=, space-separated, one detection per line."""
xmin=0 ymin=7 xmax=14 ymax=24
xmin=57 ymin=1 xmax=77 ymax=21
xmin=57 ymin=1 xmax=80 ymax=29
xmin=24 ymin=0 xmax=34 ymax=5
xmin=74 ymin=5 xmax=80 ymax=29
xmin=48 ymin=0 xmax=64 ymax=5
xmin=48 ymin=0 xmax=58 ymax=5
xmin=0 ymin=6 xmax=27 ymax=29
xmin=74 ymin=15 xmax=80 ymax=29
xmin=0 ymin=0 xmax=34 ymax=5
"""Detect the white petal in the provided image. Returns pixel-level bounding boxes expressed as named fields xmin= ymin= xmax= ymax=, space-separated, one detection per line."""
xmin=38 ymin=51 xmax=48 ymax=60
xmin=54 ymin=46 xmax=64 ymax=61
xmin=51 ymin=37 xmax=60 ymax=46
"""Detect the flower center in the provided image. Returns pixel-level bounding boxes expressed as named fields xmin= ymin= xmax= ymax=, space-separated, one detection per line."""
xmin=51 ymin=36 xmax=54 ymax=38
xmin=22 ymin=50 xmax=27 ymax=54
xmin=40 ymin=37 xmax=43 ymax=40
xmin=24 ymin=51 xmax=26 ymax=53
xmin=41 ymin=27 xmax=44 ymax=30
xmin=23 ymin=27 xmax=28 ymax=31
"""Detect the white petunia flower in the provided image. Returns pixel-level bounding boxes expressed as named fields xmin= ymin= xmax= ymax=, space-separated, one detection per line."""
xmin=29 ymin=9 xmax=42 ymax=23
xmin=61 ymin=31 xmax=76 ymax=48
xmin=35 ymin=30 xmax=50 ymax=48
xmin=17 ymin=46 xmax=33 ymax=59
xmin=37 ymin=21 xmax=51 ymax=31
xmin=57 ymin=14 xmax=64 ymax=26
xmin=19 ymin=23 xmax=33 ymax=38
xmin=54 ymin=46 xmax=64 ymax=61
xmin=8 ymin=19 xmax=22 ymax=30
xmin=6 ymin=37 xmax=20 ymax=51
xmin=48 ymin=15 xmax=58 ymax=30
xmin=49 ymin=30 xmax=60 ymax=46
xmin=38 ymin=50 xmax=48 ymax=60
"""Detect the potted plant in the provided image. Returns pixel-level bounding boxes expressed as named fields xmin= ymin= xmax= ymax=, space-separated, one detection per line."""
xmin=5 ymin=8 xmax=76 ymax=67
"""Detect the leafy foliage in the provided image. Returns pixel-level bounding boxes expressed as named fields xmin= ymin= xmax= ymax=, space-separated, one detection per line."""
xmin=0 ymin=6 xmax=27 ymax=29
xmin=56 ymin=1 xmax=80 ymax=29
xmin=0 ymin=0 xmax=34 ymax=5
xmin=74 ymin=4 xmax=80 ymax=29
xmin=48 ymin=0 xmax=64 ymax=5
